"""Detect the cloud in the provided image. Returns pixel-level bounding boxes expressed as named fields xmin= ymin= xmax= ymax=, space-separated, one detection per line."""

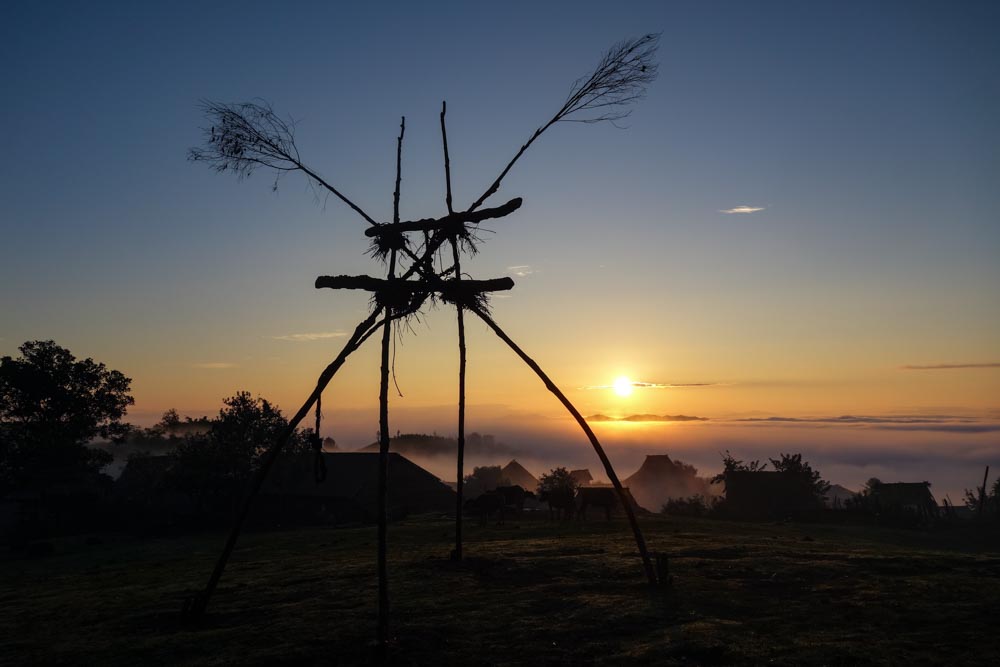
xmin=507 ymin=265 xmax=535 ymax=277
xmin=191 ymin=362 xmax=238 ymax=369
xmin=588 ymin=414 xmax=708 ymax=423
xmin=269 ymin=332 xmax=348 ymax=342
xmin=580 ymin=381 xmax=720 ymax=390
xmin=730 ymin=414 xmax=999 ymax=434
xmin=719 ymin=205 xmax=765 ymax=214
xmin=900 ymin=362 xmax=1000 ymax=370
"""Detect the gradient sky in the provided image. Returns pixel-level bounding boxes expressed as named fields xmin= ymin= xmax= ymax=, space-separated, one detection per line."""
xmin=3 ymin=1 xmax=998 ymax=495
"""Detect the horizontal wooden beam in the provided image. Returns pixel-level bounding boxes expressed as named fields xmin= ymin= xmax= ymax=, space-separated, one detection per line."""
xmin=364 ymin=198 xmax=522 ymax=238
xmin=315 ymin=275 xmax=515 ymax=295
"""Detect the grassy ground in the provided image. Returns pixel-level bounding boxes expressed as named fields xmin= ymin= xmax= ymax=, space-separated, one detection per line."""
xmin=2 ymin=515 xmax=999 ymax=665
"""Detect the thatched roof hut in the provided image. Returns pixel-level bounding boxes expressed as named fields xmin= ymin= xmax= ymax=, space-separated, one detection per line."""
xmin=722 ymin=470 xmax=818 ymax=519
xmin=501 ymin=459 xmax=539 ymax=491
xmin=260 ymin=452 xmax=455 ymax=523
xmin=868 ymin=481 xmax=938 ymax=520
xmin=623 ymin=454 xmax=713 ymax=512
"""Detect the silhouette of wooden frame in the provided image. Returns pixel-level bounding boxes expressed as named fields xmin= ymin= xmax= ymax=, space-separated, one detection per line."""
xmin=184 ymin=35 xmax=662 ymax=657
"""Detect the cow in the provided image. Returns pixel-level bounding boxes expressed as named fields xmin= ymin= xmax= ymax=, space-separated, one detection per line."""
xmin=576 ymin=486 xmax=618 ymax=521
xmin=495 ymin=485 xmax=536 ymax=515
xmin=464 ymin=491 xmax=505 ymax=525
xmin=538 ymin=487 xmax=575 ymax=520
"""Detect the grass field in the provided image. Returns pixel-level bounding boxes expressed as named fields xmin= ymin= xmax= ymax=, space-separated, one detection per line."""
xmin=3 ymin=515 xmax=999 ymax=665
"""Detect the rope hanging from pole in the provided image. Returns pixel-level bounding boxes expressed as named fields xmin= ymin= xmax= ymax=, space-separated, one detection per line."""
xmin=312 ymin=392 xmax=327 ymax=484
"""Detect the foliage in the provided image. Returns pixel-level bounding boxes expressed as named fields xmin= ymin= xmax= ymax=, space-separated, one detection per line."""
xmin=710 ymin=450 xmax=768 ymax=485
xmin=963 ymin=477 xmax=1000 ymax=515
xmin=169 ymin=392 xmax=309 ymax=515
xmin=661 ymin=495 xmax=716 ymax=517
xmin=769 ymin=452 xmax=831 ymax=500
xmin=537 ymin=467 xmax=580 ymax=497
xmin=0 ymin=340 xmax=133 ymax=492
xmin=463 ymin=465 xmax=510 ymax=498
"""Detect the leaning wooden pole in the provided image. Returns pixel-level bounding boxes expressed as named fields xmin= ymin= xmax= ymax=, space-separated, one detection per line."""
xmin=185 ymin=306 xmax=385 ymax=619
xmin=470 ymin=305 xmax=658 ymax=586
xmin=441 ymin=101 xmax=467 ymax=561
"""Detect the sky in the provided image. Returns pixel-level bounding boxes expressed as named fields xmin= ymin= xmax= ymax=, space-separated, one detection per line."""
xmin=2 ymin=1 xmax=998 ymax=497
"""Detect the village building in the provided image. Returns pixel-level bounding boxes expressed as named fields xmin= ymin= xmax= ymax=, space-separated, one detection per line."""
xmin=501 ymin=460 xmax=540 ymax=492
xmin=260 ymin=452 xmax=455 ymax=524
xmin=623 ymin=454 xmax=714 ymax=512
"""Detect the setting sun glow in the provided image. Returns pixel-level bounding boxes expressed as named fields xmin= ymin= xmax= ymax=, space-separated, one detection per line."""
xmin=613 ymin=376 xmax=634 ymax=397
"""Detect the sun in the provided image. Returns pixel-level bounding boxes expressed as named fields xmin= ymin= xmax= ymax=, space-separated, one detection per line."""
xmin=613 ymin=376 xmax=634 ymax=397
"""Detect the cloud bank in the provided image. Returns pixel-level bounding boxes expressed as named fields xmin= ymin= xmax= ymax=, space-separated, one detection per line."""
xmin=731 ymin=414 xmax=999 ymax=434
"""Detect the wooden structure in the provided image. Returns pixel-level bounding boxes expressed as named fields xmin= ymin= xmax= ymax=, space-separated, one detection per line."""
xmin=185 ymin=34 xmax=662 ymax=655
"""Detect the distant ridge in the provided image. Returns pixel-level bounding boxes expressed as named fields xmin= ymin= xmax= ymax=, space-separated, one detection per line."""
xmin=587 ymin=414 xmax=708 ymax=423
xmin=359 ymin=432 xmax=514 ymax=458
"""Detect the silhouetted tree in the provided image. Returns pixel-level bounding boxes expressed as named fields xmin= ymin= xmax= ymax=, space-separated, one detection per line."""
xmin=769 ymin=452 xmax=830 ymax=501
xmin=964 ymin=475 xmax=999 ymax=516
xmin=0 ymin=340 xmax=133 ymax=495
xmin=463 ymin=465 xmax=510 ymax=499
xmin=710 ymin=450 xmax=768 ymax=485
xmin=171 ymin=392 xmax=309 ymax=517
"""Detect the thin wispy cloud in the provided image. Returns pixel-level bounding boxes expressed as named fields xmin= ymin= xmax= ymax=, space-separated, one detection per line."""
xmin=507 ymin=265 xmax=535 ymax=277
xmin=730 ymin=414 xmax=997 ymax=434
xmin=270 ymin=332 xmax=348 ymax=342
xmin=900 ymin=362 xmax=1000 ymax=370
xmin=191 ymin=362 xmax=238 ymax=369
xmin=588 ymin=413 xmax=709 ymax=423
xmin=720 ymin=205 xmax=765 ymax=214
xmin=580 ymin=381 xmax=720 ymax=390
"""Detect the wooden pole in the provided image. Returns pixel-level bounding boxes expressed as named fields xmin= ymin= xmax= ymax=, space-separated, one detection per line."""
xmin=979 ymin=465 xmax=990 ymax=517
xmin=441 ymin=101 xmax=467 ymax=561
xmin=376 ymin=117 xmax=405 ymax=653
xmin=469 ymin=306 xmax=658 ymax=586
xmin=185 ymin=306 xmax=385 ymax=619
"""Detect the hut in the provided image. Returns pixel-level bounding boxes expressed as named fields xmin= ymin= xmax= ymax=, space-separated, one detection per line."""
xmin=260 ymin=452 xmax=455 ymax=525
xmin=867 ymin=481 xmax=938 ymax=522
xmin=623 ymin=454 xmax=714 ymax=512
xmin=569 ymin=469 xmax=594 ymax=486
xmin=722 ymin=470 xmax=819 ymax=519
xmin=501 ymin=459 xmax=539 ymax=492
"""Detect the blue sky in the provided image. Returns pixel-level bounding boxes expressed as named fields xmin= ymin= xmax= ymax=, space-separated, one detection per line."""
xmin=2 ymin=1 xmax=999 ymax=493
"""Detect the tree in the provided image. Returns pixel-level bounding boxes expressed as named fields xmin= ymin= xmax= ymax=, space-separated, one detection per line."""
xmin=769 ymin=453 xmax=831 ymax=501
xmin=172 ymin=392 xmax=308 ymax=517
xmin=538 ymin=467 xmax=580 ymax=497
xmin=710 ymin=450 xmax=768 ymax=485
xmin=463 ymin=465 xmax=509 ymax=498
xmin=0 ymin=340 xmax=133 ymax=493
